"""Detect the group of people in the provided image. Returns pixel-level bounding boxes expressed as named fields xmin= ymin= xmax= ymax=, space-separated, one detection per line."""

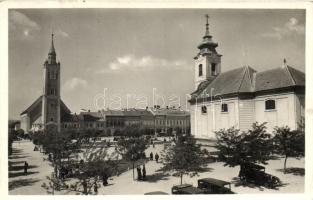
xmin=136 ymin=164 xmax=146 ymax=181
xmin=149 ymin=152 xmax=160 ymax=163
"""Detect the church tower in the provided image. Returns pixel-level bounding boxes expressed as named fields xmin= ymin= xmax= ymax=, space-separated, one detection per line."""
xmin=194 ymin=15 xmax=222 ymax=89
xmin=42 ymin=33 xmax=61 ymax=132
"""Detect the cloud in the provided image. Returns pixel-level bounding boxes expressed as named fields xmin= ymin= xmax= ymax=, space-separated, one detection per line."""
xmin=97 ymin=54 xmax=189 ymax=73
xmin=63 ymin=77 xmax=88 ymax=91
xmin=10 ymin=10 xmax=40 ymax=39
xmin=55 ymin=29 xmax=70 ymax=38
xmin=261 ymin=17 xmax=305 ymax=40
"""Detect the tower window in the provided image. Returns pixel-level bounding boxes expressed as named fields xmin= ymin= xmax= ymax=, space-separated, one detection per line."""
xmin=201 ymin=106 xmax=207 ymax=114
xmin=199 ymin=64 xmax=203 ymax=77
xmin=265 ymin=99 xmax=276 ymax=110
xmin=221 ymin=103 xmax=228 ymax=112
xmin=50 ymin=117 xmax=54 ymax=122
xmin=49 ymin=88 xmax=56 ymax=95
xmin=212 ymin=63 xmax=216 ymax=76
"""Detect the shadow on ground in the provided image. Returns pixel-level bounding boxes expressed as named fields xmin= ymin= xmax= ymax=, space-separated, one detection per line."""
xmin=143 ymin=172 xmax=170 ymax=183
xmin=9 ymin=165 xmax=38 ymax=172
xmin=277 ymin=167 xmax=305 ymax=176
xmin=9 ymin=178 xmax=40 ymax=190
xmin=9 ymin=171 xmax=39 ymax=178
xmin=9 ymin=155 xmax=30 ymax=159
xmin=231 ymin=177 xmax=288 ymax=191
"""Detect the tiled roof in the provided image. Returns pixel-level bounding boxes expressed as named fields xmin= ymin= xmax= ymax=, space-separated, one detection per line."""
xmin=192 ymin=65 xmax=304 ymax=100
xmin=21 ymin=96 xmax=71 ymax=115
xmin=150 ymin=108 xmax=190 ymax=116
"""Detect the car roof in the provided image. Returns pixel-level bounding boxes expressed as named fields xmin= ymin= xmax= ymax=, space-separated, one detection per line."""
xmin=198 ymin=178 xmax=230 ymax=187
xmin=173 ymin=184 xmax=193 ymax=189
xmin=242 ymin=162 xmax=265 ymax=169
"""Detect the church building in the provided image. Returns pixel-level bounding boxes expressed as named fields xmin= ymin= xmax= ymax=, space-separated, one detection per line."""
xmin=20 ymin=34 xmax=71 ymax=133
xmin=189 ymin=16 xmax=305 ymax=140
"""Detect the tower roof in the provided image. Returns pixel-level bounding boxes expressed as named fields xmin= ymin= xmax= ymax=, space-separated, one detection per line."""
xmin=48 ymin=33 xmax=56 ymax=55
xmin=197 ymin=14 xmax=218 ymax=50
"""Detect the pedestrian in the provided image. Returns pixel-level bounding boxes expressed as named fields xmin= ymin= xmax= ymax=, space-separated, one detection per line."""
xmin=142 ymin=165 xmax=146 ymax=180
xmin=150 ymin=152 xmax=153 ymax=161
xmin=137 ymin=166 xmax=142 ymax=181
xmin=152 ymin=142 xmax=155 ymax=148
xmin=102 ymin=173 xmax=108 ymax=186
xmin=24 ymin=161 xmax=28 ymax=175
xmin=155 ymin=153 xmax=159 ymax=163
xmin=94 ymin=181 xmax=98 ymax=194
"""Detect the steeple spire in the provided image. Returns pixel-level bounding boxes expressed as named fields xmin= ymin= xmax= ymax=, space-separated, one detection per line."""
xmin=49 ymin=32 xmax=56 ymax=55
xmin=47 ymin=32 xmax=56 ymax=64
xmin=205 ymin=14 xmax=210 ymax=36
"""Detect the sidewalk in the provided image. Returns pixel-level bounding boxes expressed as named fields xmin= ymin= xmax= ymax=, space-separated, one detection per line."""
xmin=9 ymin=140 xmax=53 ymax=195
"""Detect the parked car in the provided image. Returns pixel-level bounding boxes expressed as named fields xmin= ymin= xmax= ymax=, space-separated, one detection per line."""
xmin=171 ymin=184 xmax=204 ymax=194
xmin=197 ymin=178 xmax=235 ymax=194
xmin=239 ymin=162 xmax=281 ymax=188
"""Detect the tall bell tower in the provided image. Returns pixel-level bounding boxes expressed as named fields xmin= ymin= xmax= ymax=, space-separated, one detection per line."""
xmin=194 ymin=15 xmax=222 ymax=89
xmin=42 ymin=33 xmax=61 ymax=132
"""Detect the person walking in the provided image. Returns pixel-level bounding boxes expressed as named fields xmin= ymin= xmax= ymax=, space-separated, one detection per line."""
xmin=155 ymin=153 xmax=159 ymax=163
xmin=137 ymin=166 xmax=142 ymax=181
xmin=24 ymin=161 xmax=29 ymax=175
xmin=94 ymin=181 xmax=98 ymax=194
xmin=149 ymin=152 xmax=153 ymax=161
xmin=102 ymin=173 xmax=108 ymax=186
xmin=142 ymin=165 xmax=146 ymax=180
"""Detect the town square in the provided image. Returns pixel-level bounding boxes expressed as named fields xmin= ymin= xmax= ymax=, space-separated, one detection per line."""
xmin=7 ymin=7 xmax=306 ymax=195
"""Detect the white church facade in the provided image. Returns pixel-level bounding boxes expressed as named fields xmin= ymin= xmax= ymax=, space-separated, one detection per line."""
xmin=189 ymin=16 xmax=305 ymax=140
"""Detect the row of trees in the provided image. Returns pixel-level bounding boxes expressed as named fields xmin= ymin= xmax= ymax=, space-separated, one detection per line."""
xmin=215 ymin=122 xmax=305 ymax=173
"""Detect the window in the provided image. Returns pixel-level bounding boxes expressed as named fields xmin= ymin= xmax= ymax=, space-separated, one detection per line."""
xmin=49 ymin=88 xmax=56 ymax=95
xmin=50 ymin=117 xmax=54 ymax=122
xmin=211 ymin=63 xmax=216 ymax=75
xmin=201 ymin=106 xmax=207 ymax=114
xmin=221 ymin=103 xmax=228 ymax=112
xmin=265 ymin=99 xmax=276 ymax=110
xmin=199 ymin=64 xmax=203 ymax=76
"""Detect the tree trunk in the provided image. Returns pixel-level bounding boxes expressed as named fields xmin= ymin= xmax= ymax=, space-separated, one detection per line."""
xmin=132 ymin=162 xmax=135 ymax=180
xmin=180 ymin=173 xmax=183 ymax=185
xmin=284 ymin=155 xmax=288 ymax=174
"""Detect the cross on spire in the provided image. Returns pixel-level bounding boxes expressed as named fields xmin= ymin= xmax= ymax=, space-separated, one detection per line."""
xmin=205 ymin=14 xmax=210 ymax=36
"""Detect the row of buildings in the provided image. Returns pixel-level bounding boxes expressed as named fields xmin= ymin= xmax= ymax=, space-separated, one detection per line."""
xmin=61 ymin=107 xmax=190 ymax=134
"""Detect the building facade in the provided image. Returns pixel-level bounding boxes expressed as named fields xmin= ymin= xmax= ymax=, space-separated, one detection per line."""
xmin=189 ymin=17 xmax=305 ymax=140
xmin=20 ymin=34 xmax=71 ymax=133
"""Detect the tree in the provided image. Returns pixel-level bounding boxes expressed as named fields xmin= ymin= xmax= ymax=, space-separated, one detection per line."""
xmin=161 ymin=135 xmax=207 ymax=184
xmin=273 ymin=126 xmax=304 ymax=173
xmin=42 ymin=139 xmax=118 ymax=195
xmin=215 ymin=122 xmax=272 ymax=169
xmin=116 ymin=127 xmax=148 ymax=180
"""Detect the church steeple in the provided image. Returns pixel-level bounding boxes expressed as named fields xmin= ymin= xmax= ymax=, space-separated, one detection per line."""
xmin=194 ymin=15 xmax=222 ymax=89
xmin=47 ymin=33 xmax=56 ymax=64
xmin=197 ymin=14 xmax=218 ymax=52
xmin=49 ymin=32 xmax=56 ymax=55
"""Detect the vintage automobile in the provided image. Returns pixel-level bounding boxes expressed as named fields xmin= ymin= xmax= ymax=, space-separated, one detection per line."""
xmin=239 ymin=162 xmax=281 ymax=188
xmin=171 ymin=184 xmax=204 ymax=194
xmin=197 ymin=178 xmax=235 ymax=194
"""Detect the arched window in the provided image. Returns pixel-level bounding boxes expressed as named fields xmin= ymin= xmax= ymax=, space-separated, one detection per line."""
xmin=199 ymin=64 xmax=203 ymax=77
xmin=265 ymin=99 xmax=276 ymax=110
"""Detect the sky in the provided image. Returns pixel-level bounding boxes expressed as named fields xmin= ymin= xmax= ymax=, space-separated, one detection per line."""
xmin=9 ymin=9 xmax=305 ymax=119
